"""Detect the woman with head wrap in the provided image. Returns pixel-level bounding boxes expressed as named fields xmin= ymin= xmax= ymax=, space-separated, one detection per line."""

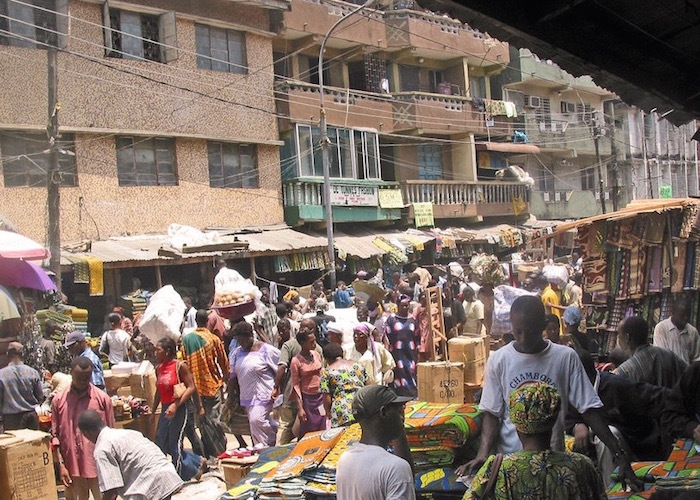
xmin=344 ymin=323 xmax=395 ymax=387
xmin=464 ymin=382 xmax=606 ymax=500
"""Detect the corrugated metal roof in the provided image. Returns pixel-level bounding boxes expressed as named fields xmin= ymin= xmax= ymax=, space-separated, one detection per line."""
xmin=61 ymin=228 xmax=328 ymax=268
xmin=330 ymin=229 xmax=434 ymax=260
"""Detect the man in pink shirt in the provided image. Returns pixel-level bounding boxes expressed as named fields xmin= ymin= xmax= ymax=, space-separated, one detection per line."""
xmin=52 ymin=356 xmax=115 ymax=500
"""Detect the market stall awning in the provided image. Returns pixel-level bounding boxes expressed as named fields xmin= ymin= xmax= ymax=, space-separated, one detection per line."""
xmin=61 ymin=227 xmax=329 ymax=269
xmin=533 ymin=198 xmax=700 ymax=240
xmin=331 ymin=229 xmax=434 ymax=260
xmin=475 ymin=142 xmax=540 ymax=154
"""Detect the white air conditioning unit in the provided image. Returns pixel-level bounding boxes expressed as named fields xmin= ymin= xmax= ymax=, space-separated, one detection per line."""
xmin=560 ymin=101 xmax=576 ymax=113
xmin=525 ymin=96 xmax=541 ymax=108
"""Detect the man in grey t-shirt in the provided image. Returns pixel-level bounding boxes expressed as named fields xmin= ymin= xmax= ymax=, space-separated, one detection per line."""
xmin=336 ymin=385 xmax=415 ymax=500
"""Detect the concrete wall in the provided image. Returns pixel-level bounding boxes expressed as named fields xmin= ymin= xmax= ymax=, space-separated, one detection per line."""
xmin=0 ymin=0 xmax=284 ymax=242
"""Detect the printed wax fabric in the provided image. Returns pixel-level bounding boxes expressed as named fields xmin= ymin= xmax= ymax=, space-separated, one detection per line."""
xmin=404 ymin=401 xmax=482 ymax=448
xmin=302 ymin=423 xmax=362 ymax=493
xmin=607 ymin=439 xmax=700 ymax=499
xmin=270 ymin=427 xmax=346 ymax=481
xmin=219 ymin=444 xmax=295 ymax=500
xmin=463 ymin=450 xmax=606 ymax=500
xmin=385 ymin=313 xmax=419 ymax=397
xmin=414 ymin=467 xmax=467 ymax=493
xmin=412 ymin=447 xmax=456 ymax=469
xmin=319 ymin=363 xmax=367 ymax=427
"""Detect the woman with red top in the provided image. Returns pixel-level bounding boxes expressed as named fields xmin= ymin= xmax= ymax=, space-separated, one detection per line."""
xmin=290 ymin=326 xmax=326 ymax=437
xmin=153 ymin=337 xmax=205 ymax=481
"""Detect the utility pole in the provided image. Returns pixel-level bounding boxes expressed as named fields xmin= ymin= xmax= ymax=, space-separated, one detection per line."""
xmin=47 ymin=48 xmax=62 ymax=293
xmin=319 ymin=0 xmax=375 ymax=290
xmin=641 ymin=111 xmax=653 ymax=198
xmin=605 ymin=100 xmax=619 ymax=211
xmin=592 ymin=110 xmax=606 ymax=213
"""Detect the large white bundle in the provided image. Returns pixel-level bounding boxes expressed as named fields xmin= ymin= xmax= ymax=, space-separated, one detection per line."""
xmin=167 ymin=223 xmax=222 ymax=251
xmin=542 ymin=265 xmax=568 ymax=288
xmin=490 ymin=285 xmax=536 ymax=337
xmin=138 ymin=285 xmax=185 ymax=344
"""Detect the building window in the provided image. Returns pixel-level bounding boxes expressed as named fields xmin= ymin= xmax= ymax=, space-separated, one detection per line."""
xmin=207 ymin=142 xmax=257 ymax=188
xmin=581 ymin=166 xmax=595 ymax=190
xmin=195 ymin=24 xmax=246 ymax=74
xmin=0 ymin=0 xmax=66 ymax=48
xmin=105 ymin=8 xmax=177 ymax=62
xmin=116 ymin=137 xmax=177 ymax=186
xmin=293 ymin=124 xmax=379 ymax=180
xmin=1 ymin=131 xmax=76 ymax=187
xmin=469 ymin=76 xmax=487 ymax=99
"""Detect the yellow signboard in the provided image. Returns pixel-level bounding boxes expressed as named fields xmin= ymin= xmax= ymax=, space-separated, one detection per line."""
xmin=378 ymin=189 xmax=404 ymax=209
xmin=413 ymin=202 xmax=434 ymax=228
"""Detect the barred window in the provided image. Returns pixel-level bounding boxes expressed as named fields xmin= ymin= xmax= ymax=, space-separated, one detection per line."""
xmin=207 ymin=142 xmax=258 ymax=188
xmin=116 ymin=137 xmax=177 ymax=186
xmin=195 ymin=24 xmax=246 ymax=74
xmin=1 ymin=131 xmax=76 ymax=188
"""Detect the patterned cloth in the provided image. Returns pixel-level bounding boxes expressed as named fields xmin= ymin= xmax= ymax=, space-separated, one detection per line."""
xmin=508 ymin=382 xmax=559 ymax=435
xmin=180 ymin=327 xmax=229 ymax=397
xmin=319 ymin=363 xmax=368 ymax=427
xmin=411 ymin=447 xmax=455 ymax=469
xmin=220 ymin=444 xmax=296 ymax=500
xmin=404 ymin=401 xmax=482 ymax=448
xmin=270 ymin=427 xmax=346 ymax=481
xmin=385 ymin=314 xmax=418 ymax=397
xmin=415 ymin=467 xmax=466 ymax=493
xmin=463 ymin=450 xmax=606 ymax=500
xmin=614 ymin=344 xmax=687 ymax=389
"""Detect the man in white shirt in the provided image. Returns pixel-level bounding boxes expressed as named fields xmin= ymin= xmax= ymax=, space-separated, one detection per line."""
xmin=337 ymin=385 xmax=415 ymax=500
xmin=462 ymin=286 xmax=485 ymax=336
xmin=653 ymin=299 xmax=700 ymax=365
xmin=458 ymin=295 xmax=642 ymax=492
xmin=183 ymin=297 xmax=197 ymax=330
xmin=78 ymin=409 xmax=184 ymax=500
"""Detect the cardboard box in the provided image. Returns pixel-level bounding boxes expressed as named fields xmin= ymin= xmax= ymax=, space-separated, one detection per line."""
xmin=448 ymin=336 xmax=487 ymax=385
xmin=417 ymin=362 xmax=465 ymax=404
xmin=0 ymin=429 xmax=55 ymax=500
xmin=129 ymin=372 xmax=157 ymax=408
xmin=220 ymin=456 xmax=257 ymax=488
xmin=104 ymin=370 xmax=131 ymax=395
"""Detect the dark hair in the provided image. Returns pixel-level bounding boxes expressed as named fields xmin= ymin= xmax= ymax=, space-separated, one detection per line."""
xmin=277 ymin=318 xmax=291 ymax=330
xmin=544 ymin=314 xmax=560 ymax=327
xmin=323 ymin=342 xmax=343 ymax=361
xmin=296 ymin=328 xmax=314 ymax=344
xmin=672 ymin=298 xmax=691 ymax=314
xmin=195 ymin=309 xmax=208 ymax=327
xmin=78 ymin=409 xmax=105 ymax=434
xmin=510 ymin=295 xmax=546 ymax=333
xmin=157 ymin=337 xmax=177 ymax=358
xmin=71 ymin=355 xmax=93 ymax=371
xmin=108 ymin=312 xmax=121 ymax=325
xmin=232 ymin=321 xmax=254 ymax=338
xmin=620 ymin=316 xmax=649 ymax=345
xmin=275 ymin=303 xmax=289 ymax=317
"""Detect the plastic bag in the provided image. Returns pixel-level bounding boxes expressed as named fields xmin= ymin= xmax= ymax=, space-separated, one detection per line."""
xmin=138 ymin=285 xmax=185 ymax=344
xmin=490 ymin=285 xmax=536 ymax=337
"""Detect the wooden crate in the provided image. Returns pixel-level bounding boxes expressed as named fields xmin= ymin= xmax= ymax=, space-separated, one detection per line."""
xmin=417 ymin=361 xmax=464 ymax=404
xmin=464 ymin=383 xmax=482 ymax=404
xmin=447 ymin=336 xmax=487 ymax=385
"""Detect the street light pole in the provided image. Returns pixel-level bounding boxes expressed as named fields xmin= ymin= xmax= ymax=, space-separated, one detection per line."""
xmin=319 ymin=0 xmax=375 ymax=290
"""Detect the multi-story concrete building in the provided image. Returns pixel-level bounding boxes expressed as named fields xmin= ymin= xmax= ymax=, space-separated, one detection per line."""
xmin=271 ymin=0 xmax=531 ymax=228
xmin=0 ymin=0 xmax=288 ymax=243
xmin=492 ymin=47 xmax=700 ymax=220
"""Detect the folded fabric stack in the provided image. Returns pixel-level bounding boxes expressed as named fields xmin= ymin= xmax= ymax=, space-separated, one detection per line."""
xmin=404 ymin=401 xmax=482 ymax=450
xmin=607 ymin=439 xmax=700 ymax=499
xmin=411 ymin=447 xmax=455 ymax=469
xmin=219 ymin=444 xmax=296 ymax=500
xmin=414 ymin=468 xmax=467 ymax=498
xmin=36 ymin=309 xmax=73 ymax=338
xmin=65 ymin=306 xmax=89 ymax=332
xmin=302 ymin=424 xmax=361 ymax=495
xmin=119 ymin=290 xmax=150 ymax=318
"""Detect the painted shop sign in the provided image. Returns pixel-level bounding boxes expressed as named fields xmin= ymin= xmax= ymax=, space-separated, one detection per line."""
xmin=331 ymin=185 xmax=378 ymax=206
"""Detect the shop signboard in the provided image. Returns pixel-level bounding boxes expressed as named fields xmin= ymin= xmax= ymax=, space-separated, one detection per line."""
xmin=378 ymin=189 xmax=405 ymax=209
xmin=659 ymin=185 xmax=672 ymax=199
xmin=330 ymin=184 xmax=378 ymax=206
xmin=413 ymin=202 xmax=434 ymax=228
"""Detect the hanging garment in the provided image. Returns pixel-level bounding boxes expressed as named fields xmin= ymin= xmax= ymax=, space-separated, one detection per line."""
xmin=648 ymin=246 xmax=664 ymax=293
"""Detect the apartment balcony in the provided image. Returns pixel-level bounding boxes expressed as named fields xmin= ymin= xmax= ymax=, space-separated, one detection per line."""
xmin=392 ymin=92 xmax=514 ymax=137
xmin=383 ymin=9 xmax=509 ymax=64
xmin=521 ymin=116 xmax=612 ymax=156
xmin=276 ymin=80 xmax=394 ymax=132
xmin=283 ymin=178 xmax=403 ymax=225
xmin=401 ymin=180 xmax=529 ymax=219
xmin=277 ymin=0 xmax=387 ymax=49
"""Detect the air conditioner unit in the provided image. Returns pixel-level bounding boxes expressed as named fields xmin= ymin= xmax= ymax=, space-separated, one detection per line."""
xmin=525 ymin=96 xmax=541 ymax=108
xmin=560 ymin=101 xmax=576 ymax=113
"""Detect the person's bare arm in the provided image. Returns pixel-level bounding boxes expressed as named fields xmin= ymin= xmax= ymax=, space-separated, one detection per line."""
xmin=456 ymin=411 xmax=499 ymax=475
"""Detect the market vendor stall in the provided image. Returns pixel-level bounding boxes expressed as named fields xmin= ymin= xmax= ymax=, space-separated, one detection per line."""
xmin=219 ymin=402 xmax=483 ymax=500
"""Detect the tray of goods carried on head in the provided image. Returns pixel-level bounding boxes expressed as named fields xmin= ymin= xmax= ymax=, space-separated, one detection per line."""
xmin=212 ymin=291 xmax=257 ymax=321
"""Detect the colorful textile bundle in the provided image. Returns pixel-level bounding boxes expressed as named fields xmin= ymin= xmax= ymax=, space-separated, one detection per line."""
xmin=219 ymin=444 xmax=295 ymax=500
xmin=411 ymin=447 xmax=455 ymax=469
xmin=301 ymin=423 xmax=361 ymax=488
xmin=414 ymin=467 xmax=467 ymax=494
xmin=270 ymin=427 xmax=346 ymax=481
xmin=404 ymin=401 xmax=482 ymax=448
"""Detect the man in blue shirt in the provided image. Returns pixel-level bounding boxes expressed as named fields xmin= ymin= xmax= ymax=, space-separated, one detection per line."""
xmin=65 ymin=331 xmax=105 ymax=390
xmin=333 ymin=281 xmax=353 ymax=309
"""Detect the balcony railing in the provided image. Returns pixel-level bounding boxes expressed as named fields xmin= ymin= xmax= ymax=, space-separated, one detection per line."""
xmin=402 ymin=179 xmax=529 ymax=207
xmin=283 ymin=177 xmax=400 ymax=207
xmin=522 ymin=115 xmax=612 ymax=155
